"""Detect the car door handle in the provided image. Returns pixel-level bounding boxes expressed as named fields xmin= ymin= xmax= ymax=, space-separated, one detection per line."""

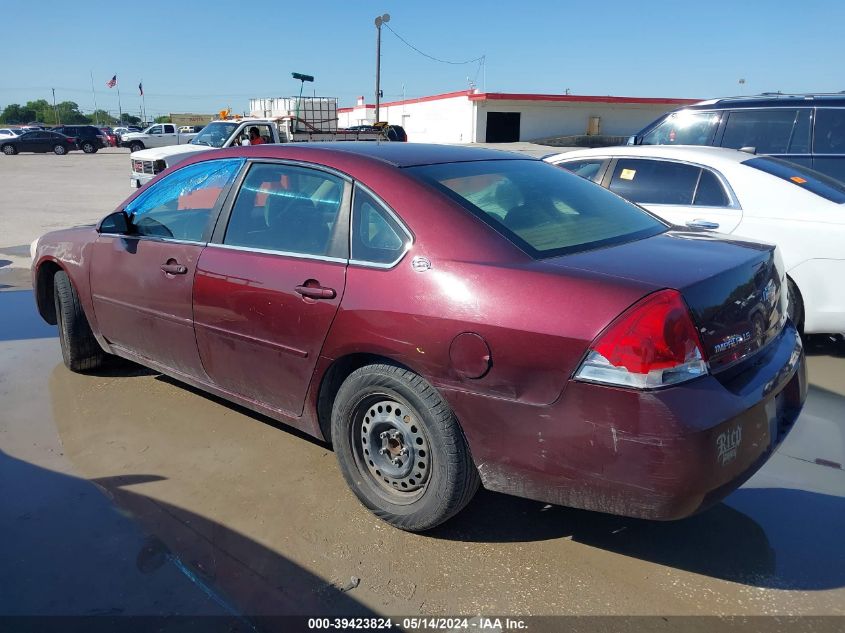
xmin=160 ymin=263 xmax=188 ymax=275
xmin=686 ymin=219 xmax=720 ymax=230
xmin=295 ymin=284 xmax=336 ymax=300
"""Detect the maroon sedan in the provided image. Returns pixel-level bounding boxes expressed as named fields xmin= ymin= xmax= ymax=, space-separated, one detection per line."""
xmin=31 ymin=143 xmax=806 ymax=531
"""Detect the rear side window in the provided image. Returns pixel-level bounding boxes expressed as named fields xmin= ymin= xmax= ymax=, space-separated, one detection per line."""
xmin=744 ymin=157 xmax=845 ymax=204
xmin=223 ymin=163 xmax=345 ymax=257
xmin=557 ymin=158 xmax=606 ymax=182
xmin=126 ymin=159 xmax=244 ymax=241
xmin=640 ymin=111 xmax=720 ymax=146
xmin=813 ymin=109 xmax=845 ymax=154
xmin=720 ymin=109 xmax=810 ymax=154
xmin=408 ymin=160 xmax=666 ymax=258
xmin=609 ymin=159 xmax=700 ymax=205
xmin=693 ymin=169 xmax=730 ymax=207
xmin=350 ymin=187 xmax=410 ymax=265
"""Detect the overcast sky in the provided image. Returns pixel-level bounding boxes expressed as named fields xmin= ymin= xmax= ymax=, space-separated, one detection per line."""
xmin=2 ymin=0 xmax=843 ymax=119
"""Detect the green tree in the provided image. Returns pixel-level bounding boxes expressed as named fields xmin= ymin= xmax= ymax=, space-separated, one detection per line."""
xmin=55 ymin=101 xmax=89 ymax=124
xmin=24 ymin=99 xmax=52 ymax=123
xmin=0 ymin=103 xmax=37 ymax=124
xmin=154 ymin=115 xmax=171 ymax=123
xmin=88 ymin=110 xmax=118 ymax=125
xmin=121 ymin=114 xmax=142 ymax=125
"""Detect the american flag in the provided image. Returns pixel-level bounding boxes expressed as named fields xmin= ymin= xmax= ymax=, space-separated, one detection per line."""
xmin=106 ymin=75 xmax=117 ymax=88
xmin=139 ymin=82 xmax=143 ymax=96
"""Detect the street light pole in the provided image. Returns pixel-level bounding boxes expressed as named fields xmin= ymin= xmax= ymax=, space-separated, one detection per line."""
xmin=52 ymin=88 xmax=59 ymax=125
xmin=374 ymin=13 xmax=390 ymax=123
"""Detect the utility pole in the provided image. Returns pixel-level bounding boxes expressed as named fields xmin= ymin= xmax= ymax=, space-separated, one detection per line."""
xmin=90 ymin=71 xmax=99 ymax=125
xmin=51 ymin=88 xmax=59 ymax=125
xmin=374 ymin=13 xmax=390 ymax=123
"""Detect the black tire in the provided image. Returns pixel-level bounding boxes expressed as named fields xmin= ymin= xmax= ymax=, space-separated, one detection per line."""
xmin=2 ymin=144 xmax=16 ymax=155
xmin=53 ymin=270 xmax=106 ymax=372
xmin=81 ymin=141 xmax=97 ymax=154
xmin=787 ymin=277 xmax=804 ymax=334
xmin=53 ymin=144 xmax=66 ymax=155
xmin=331 ymin=363 xmax=479 ymax=532
xmin=129 ymin=142 xmax=144 ymax=153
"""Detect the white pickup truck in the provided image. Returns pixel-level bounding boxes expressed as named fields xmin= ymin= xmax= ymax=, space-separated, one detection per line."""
xmin=120 ymin=123 xmax=199 ymax=153
xmin=129 ymin=117 xmax=391 ymax=188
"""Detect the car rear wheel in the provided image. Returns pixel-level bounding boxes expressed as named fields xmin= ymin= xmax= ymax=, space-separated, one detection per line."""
xmin=53 ymin=144 xmax=67 ymax=155
xmin=81 ymin=141 xmax=96 ymax=154
xmin=331 ymin=363 xmax=479 ymax=532
xmin=54 ymin=270 xmax=106 ymax=372
xmin=787 ymin=277 xmax=804 ymax=334
xmin=130 ymin=142 xmax=144 ymax=153
xmin=2 ymin=144 xmax=16 ymax=155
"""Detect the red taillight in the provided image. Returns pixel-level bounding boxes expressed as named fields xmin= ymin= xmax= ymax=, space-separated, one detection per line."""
xmin=576 ymin=289 xmax=708 ymax=389
xmin=65 ymin=137 xmax=76 ymax=143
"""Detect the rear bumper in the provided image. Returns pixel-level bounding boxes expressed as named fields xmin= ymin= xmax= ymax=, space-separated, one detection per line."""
xmin=445 ymin=323 xmax=806 ymax=520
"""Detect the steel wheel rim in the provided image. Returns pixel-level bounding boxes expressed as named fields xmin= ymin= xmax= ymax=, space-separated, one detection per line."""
xmin=351 ymin=395 xmax=431 ymax=504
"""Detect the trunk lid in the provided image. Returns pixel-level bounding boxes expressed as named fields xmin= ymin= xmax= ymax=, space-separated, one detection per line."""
xmin=543 ymin=230 xmax=787 ymax=372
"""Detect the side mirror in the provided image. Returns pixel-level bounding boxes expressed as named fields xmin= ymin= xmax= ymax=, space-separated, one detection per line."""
xmin=99 ymin=210 xmax=131 ymax=234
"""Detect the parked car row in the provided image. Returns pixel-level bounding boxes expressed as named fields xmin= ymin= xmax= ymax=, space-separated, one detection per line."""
xmin=0 ymin=124 xmax=150 ymax=153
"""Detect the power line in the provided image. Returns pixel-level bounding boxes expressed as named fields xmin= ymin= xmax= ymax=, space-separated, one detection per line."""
xmin=383 ymin=24 xmax=484 ymax=66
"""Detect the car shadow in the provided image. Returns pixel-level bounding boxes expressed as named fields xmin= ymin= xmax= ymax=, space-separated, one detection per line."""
xmin=803 ymin=333 xmax=845 ymax=357
xmin=0 ymin=449 xmax=380 ymax=629
xmin=428 ymin=483 xmax=844 ymax=591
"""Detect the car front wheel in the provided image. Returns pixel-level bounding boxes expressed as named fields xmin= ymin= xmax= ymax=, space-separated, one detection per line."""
xmin=54 ymin=270 xmax=106 ymax=372
xmin=130 ymin=142 xmax=144 ymax=153
xmin=2 ymin=144 xmax=16 ymax=155
xmin=331 ymin=363 xmax=479 ymax=532
xmin=53 ymin=144 xmax=67 ymax=155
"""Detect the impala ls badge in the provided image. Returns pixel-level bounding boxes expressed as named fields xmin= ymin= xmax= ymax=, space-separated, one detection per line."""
xmin=714 ymin=331 xmax=752 ymax=354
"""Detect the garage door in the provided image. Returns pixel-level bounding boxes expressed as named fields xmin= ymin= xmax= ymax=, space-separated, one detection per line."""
xmin=486 ymin=112 xmax=521 ymax=143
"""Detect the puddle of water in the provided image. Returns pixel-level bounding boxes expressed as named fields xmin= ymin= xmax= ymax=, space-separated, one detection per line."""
xmin=0 ymin=290 xmax=57 ymax=341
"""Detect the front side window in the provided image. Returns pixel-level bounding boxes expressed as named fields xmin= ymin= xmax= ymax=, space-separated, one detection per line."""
xmin=720 ymin=109 xmax=809 ymax=154
xmin=557 ymin=158 xmax=607 ymax=182
xmin=813 ymin=109 xmax=845 ymax=154
xmin=351 ymin=187 xmax=410 ymax=265
xmin=609 ymin=159 xmax=700 ymax=205
xmin=224 ymin=163 xmax=345 ymax=257
xmin=125 ymin=159 xmax=244 ymax=241
xmin=409 ymin=160 xmax=666 ymax=258
xmin=164 ymin=124 xmax=175 ymax=134
xmin=640 ymin=111 xmax=720 ymax=146
xmin=148 ymin=125 xmax=163 ymax=135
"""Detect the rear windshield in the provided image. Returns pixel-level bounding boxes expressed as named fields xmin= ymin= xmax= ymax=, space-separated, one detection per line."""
xmin=743 ymin=157 xmax=845 ymax=204
xmin=408 ymin=160 xmax=666 ymax=258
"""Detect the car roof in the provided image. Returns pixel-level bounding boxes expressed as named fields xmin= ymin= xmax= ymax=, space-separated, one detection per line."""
xmin=210 ymin=142 xmax=534 ymax=168
xmin=685 ymin=93 xmax=845 ymax=110
xmin=548 ymin=145 xmax=755 ymax=170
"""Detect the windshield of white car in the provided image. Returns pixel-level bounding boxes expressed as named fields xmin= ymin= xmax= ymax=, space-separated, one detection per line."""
xmin=744 ymin=157 xmax=845 ymax=204
xmin=191 ymin=122 xmax=238 ymax=148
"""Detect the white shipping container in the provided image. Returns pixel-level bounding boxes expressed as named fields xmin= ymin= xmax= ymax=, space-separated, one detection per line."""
xmin=249 ymin=97 xmax=338 ymax=131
